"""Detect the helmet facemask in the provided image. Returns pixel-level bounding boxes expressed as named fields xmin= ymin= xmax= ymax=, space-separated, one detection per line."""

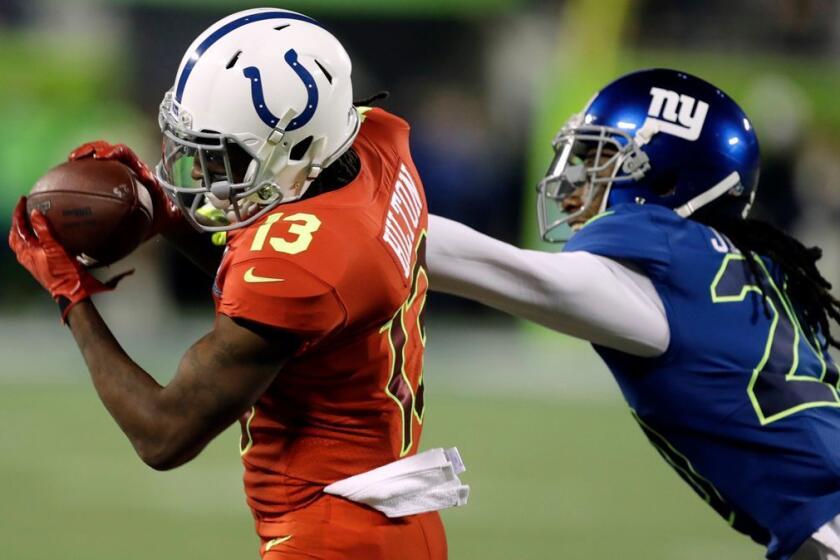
xmin=537 ymin=118 xmax=651 ymax=243
xmin=156 ymin=90 xmax=361 ymax=232
xmin=156 ymin=91 xmax=291 ymax=232
xmin=156 ymin=91 xmax=359 ymax=232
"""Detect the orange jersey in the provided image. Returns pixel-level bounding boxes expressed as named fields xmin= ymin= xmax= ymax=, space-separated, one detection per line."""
xmin=213 ymin=108 xmax=429 ymax=518
xmin=257 ymin=494 xmax=446 ymax=559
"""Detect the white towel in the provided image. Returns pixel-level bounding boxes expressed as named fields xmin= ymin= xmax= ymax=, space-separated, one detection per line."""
xmin=324 ymin=447 xmax=470 ymax=518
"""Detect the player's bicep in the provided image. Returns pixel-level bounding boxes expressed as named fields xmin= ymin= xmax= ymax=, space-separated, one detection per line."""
xmin=172 ymin=314 xmax=296 ymax=415
xmin=159 ymin=315 xmax=297 ymax=462
xmin=467 ymin=247 xmax=669 ymax=356
xmin=542 ymin=252 xmax=670 ymax=356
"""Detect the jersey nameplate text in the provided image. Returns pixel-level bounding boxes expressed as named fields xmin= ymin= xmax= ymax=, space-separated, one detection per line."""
xmin=382 ymin=163 xmax=423 ymax=279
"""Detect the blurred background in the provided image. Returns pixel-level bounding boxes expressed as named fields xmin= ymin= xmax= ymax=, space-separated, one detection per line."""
xmin=1 ymin=0 xmax=839 ymax=558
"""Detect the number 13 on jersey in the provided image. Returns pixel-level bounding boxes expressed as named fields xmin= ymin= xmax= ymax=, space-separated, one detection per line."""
xmin=251 ymin=212 xmax=321 ymax=254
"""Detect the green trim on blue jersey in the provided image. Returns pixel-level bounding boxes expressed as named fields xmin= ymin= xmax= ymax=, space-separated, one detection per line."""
xmin=710 ymin=253 xmax=840 ymax=425
xmin=580 ymin=210 xmax=615 ymax=230
xmin=780 ymin=281 xmax=831 ymax=385
xmin=631 ymin=410 xmax=734 ymax=524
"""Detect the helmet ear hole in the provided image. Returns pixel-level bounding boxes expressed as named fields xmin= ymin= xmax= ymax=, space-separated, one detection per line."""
xmin=651 ymin=170 xmax=678 ymax=197
xmin=225 ymin=50 xmax=242 ymax=70
xmin=289 ymin=135 xmax=314 ymax=161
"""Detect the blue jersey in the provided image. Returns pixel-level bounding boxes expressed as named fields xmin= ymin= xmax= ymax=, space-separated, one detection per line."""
xmin=564 ymin=204 xmax=840 ymax=560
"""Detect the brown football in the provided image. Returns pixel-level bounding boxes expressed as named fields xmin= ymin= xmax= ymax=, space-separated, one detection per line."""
xmin=27 ymin=158 xmax=153 ymax=267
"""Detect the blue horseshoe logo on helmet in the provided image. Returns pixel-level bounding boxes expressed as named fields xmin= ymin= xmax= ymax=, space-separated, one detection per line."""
xmin=242 ymin=49 xmax=319 ymax=132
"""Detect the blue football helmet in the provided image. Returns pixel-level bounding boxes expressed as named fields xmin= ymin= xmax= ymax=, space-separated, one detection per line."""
xmin=537 ymin=68 xmax=760 ymax=242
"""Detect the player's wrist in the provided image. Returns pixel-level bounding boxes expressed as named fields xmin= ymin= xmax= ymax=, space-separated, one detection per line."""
xmin=57 ymin=295 xmax=72 ymax=322
xmin=46 ymin=257 xmax=132 ymax=317
xmin=60 ymin=296 xmax=99 ymax=328
xmin=57 ymin=291 xmax=93 ymax=323
xmin=57 ymin=295 xmax=83 ymax=325
xmin=52 ymin=275 xmax=90 ymax=322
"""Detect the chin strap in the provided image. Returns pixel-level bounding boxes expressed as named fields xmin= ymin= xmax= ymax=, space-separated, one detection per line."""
xmin=674 ymin=171 xmax=742 ymax=218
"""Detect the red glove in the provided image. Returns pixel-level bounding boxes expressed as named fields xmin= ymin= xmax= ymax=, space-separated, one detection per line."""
xmin=69 ymin=141 xmax=183 ymax=238
xmin=8 ymin=198 xmax=132 ymax=322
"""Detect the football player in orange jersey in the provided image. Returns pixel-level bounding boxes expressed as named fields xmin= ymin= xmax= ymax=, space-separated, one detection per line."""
xmin=8 ymin=9 xmax=452 ymax=559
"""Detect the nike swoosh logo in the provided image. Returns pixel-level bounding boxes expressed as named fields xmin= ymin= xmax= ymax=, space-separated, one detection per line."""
xmin=264 ymin=535 xmax=292 ymax=553
xmin=244 ymin=267 xmax=284 ymax=284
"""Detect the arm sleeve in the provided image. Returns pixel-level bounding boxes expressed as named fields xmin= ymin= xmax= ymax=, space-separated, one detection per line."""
xmin=426 ymin=214 xmax=670 ymax=357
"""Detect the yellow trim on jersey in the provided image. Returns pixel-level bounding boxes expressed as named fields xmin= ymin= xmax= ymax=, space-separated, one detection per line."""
xmin=581 ymin=210 xmax=615 ymax=229
xmin=381 ymin=229 xmax=429 ymax=456
xmin=240 ymin=406 xmax=256 ymax=456
xmin=357 ymin=106 xmax=373 ymax=121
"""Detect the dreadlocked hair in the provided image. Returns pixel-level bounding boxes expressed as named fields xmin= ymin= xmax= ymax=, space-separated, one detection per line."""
xmin=304 ymin=147 xmax=360 ymax=199
xmin=696 ymin=212 xmax=840 ymax=350
xmin=301 ymin=92 xmax=391 ymax=200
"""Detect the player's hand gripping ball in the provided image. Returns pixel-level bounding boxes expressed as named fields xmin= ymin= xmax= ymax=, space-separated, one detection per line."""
xmin=9 ymin=141 xmax=184 ymax=320
xmin=68 ymin=141 xmax=183 ymax=241
xmin=8 ymin=198 xmax=133 ymax=322
xmin=25 ymin=140 xmax=185 ymax=267
xmin=26 ymin=157 xmax=153 ymax=267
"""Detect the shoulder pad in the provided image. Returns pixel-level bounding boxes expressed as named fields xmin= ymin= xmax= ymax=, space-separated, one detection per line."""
xmin=359 ymin=108 xmax=410 ymax=142
xmin=218 ymin=256 xmax=346 ymax=339
xmin=228 ymin=208 xmax=351 ymax=289
xmin=564 ymin=204 xmax=675 ymax=271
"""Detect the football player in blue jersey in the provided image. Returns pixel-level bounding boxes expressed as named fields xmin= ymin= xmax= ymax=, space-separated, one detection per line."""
xmin=426 ymin=68 xmax=840 ymax=560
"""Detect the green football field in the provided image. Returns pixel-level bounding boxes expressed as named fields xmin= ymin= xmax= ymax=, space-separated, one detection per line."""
xmin=0 ymin=316 xmax=763 ymax=559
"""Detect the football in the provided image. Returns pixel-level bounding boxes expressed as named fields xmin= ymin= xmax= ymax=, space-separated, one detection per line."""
xmin=26 ymin=158 xmax=154 ymax=267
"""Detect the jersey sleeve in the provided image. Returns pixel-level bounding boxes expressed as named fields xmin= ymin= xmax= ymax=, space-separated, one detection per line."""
xmin=563 ymin=205 xmax=673 ymax=277
xmin=218 ymin=256 xmax=347 ymax=346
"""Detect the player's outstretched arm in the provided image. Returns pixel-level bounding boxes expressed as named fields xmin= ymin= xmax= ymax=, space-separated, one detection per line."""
xmin=66 ymin=302 xmax=296 ymax=470
xmin=426 ymin=214 xmax=670 ymax=357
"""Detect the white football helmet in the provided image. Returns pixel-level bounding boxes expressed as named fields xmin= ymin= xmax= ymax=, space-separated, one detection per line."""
xmin=155 ymin=8 xmax=360 ymax=231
